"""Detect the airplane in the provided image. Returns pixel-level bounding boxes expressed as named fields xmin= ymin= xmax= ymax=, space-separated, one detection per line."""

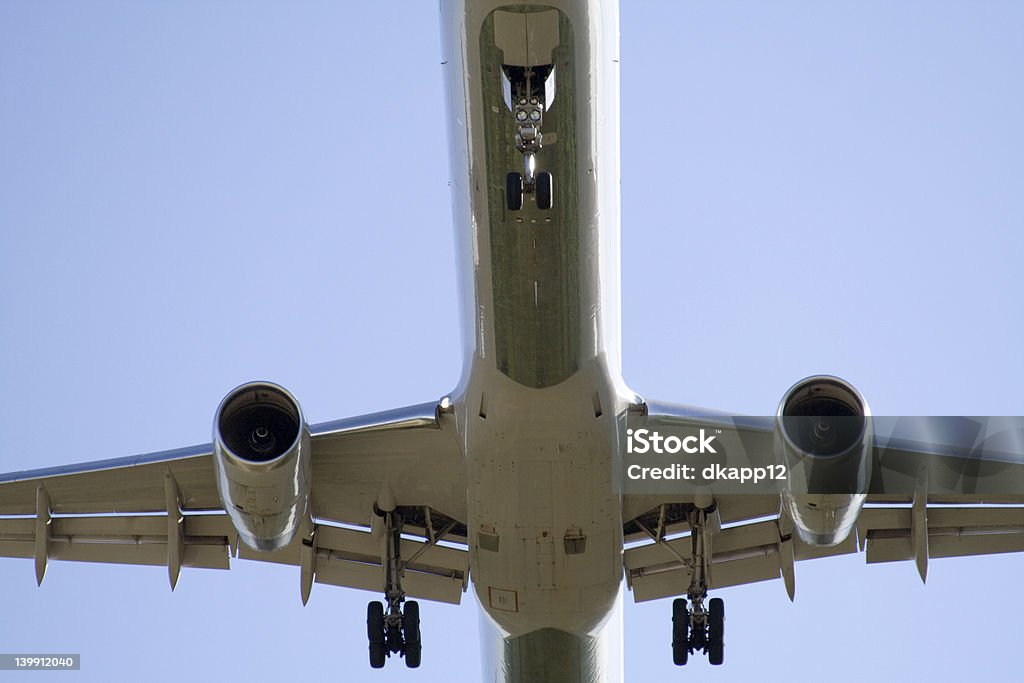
xmin=2 ymin=1 xmax=1024 ymax=683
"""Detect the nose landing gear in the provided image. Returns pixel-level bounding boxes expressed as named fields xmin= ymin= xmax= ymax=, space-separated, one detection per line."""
xmin=503 ymin=71 xmax=555 ymax=212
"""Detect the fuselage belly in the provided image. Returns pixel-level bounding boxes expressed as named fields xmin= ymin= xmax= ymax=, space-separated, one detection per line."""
xmin=442 ymin=1 xmax=626 ymax=680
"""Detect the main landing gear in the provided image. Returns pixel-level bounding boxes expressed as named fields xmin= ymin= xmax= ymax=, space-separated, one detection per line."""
xmin=671 ymin=506 xmax=725 ymax=666
xmin=367 ymin=505 xmax=421 ymax=669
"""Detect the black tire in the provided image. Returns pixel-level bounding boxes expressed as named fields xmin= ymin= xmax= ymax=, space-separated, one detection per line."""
xmin=367 ymin=601 xmax=385 ymax=642
xmin=405 ymin=640 xmax=422 ymax=668
xmin=671 ymin=598 xmax=689 ymax=666
xmin=367 ymin=601 xmax=386 ymax=668
xmin=506 ymin=172 xmax=523 ymax=211
xmin=403 ymin=601 xmax=421 ymax=668
xmin=708 ymin=597 xmax=725 ymax=666
xmin=536 ymin=171 xmax=553 ymax=210
xmin=405 ymin=642 xmax=421 ymax=669
xmin=370 ymin=641 xmax=387 ymax=669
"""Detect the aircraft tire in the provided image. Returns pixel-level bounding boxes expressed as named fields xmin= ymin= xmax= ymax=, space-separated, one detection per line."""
xmin=368 ymin=601 xmax=386 ymax=668
xmin=536 ymin=171 xmax=553 ymax=210
xmin=506 ymin=172 xmax=524 ymax=210
xmin=708 ymin=597 xmax=725 ymax=665
xmin=403 ymin=600 xmax=421 ymax=668
xmin=672 ymin=598 xmax=689 ymax=665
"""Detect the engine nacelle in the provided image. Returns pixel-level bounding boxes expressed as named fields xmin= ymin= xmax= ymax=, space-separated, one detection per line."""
xmin=213 ymin=382 xmax=312 ymax=552
xmin=774 ymin=375 xmax=872 ymax=547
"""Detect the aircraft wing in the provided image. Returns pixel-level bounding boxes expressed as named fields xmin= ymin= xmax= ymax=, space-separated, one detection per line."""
xmin=622 ymin=401 xmax=1024 ymax=603
xmin=0 ymin=400 xmax=469 ymax=604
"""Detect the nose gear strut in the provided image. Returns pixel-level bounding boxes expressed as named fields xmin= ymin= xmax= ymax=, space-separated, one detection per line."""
xmin=503 ymin=65 xmax=554 ymax=211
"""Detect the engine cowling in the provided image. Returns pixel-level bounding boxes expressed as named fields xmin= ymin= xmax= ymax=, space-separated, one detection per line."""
xmin=213 ymin=382 xmax=312 ymax=552
xmin=774 ymin=375 xmax=872 ymax=547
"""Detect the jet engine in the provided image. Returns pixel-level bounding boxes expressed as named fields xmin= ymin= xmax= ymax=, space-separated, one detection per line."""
xmin=213 ymin=382 xmax=312 ymax=552
xmin=774 ymin=375 xmax=872 ymax=547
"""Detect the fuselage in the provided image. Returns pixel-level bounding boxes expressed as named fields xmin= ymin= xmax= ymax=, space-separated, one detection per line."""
xmin=441 ymin=1 xmax=627 ymax=680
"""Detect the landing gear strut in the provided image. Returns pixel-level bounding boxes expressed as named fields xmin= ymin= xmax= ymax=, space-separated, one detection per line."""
xmin=671 ymin=506 xmax=725 ymax=666
xmin=504 ymin=64 xmax=554 ymax=211
xmin=366 ymin=506 xmax=421 ymax=669
xmin=638 ymin=504 xmax=726 ymax=666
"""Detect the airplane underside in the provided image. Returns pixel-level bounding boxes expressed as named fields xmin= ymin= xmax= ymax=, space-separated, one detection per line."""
xmin=2 ymin=2 xmax=1023 ymax=683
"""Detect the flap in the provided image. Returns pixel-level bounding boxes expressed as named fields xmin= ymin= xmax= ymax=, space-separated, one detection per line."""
xmin=624 ymin=517 xmax=857 ymax=603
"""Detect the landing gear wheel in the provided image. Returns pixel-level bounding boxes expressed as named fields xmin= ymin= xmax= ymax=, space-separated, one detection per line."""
xmin=708 ymin=597 xmax=725 ymax=666
xmin=367 ymin=601 xmax=386 ymax=669
xmin=403 ymin=600 xmax=421 ymax=668
xmin=506 ymin=172 xmax=524 ymax=211
xmin=535 ymin=171 xmax=553 ymax=210
xmin=671 ymin=598 xmax=689 ymax=666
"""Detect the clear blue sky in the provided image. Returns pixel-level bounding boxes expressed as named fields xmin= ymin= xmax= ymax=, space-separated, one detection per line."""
xmin=2 ymin=2 xmax=1022 ymax=681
